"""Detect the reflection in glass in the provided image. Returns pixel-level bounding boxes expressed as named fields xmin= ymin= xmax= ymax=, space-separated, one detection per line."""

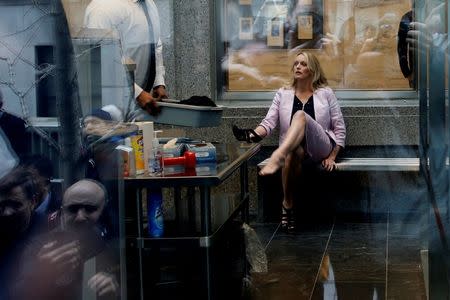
xmin=222 ymin=0 xmax=413 ymax=91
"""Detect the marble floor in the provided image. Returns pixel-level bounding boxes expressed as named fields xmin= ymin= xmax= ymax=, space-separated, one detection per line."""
xmin=247 ymin=214 xmax=427 ymax=300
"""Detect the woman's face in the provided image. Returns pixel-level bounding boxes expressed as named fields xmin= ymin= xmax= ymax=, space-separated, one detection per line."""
xmin=293 ymin=54 xmax=312 ymax=81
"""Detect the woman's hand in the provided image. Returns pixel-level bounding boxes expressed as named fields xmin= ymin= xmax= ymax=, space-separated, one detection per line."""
xmin=322 ymin=157 xmax=335 ymax=172
xmin=322 ymin=145 xmax=341 ymax=172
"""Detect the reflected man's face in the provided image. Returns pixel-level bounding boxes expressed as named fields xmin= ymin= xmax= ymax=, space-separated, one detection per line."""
xmin=378 ymin=14 xmax=398 ymax=39
xmin=0 ymin=185 xmax=35 ymax=238
xmin=379 ymin=23 xmax=395 ymax=38
xmin=62 ymin=181 xmax=105 ymax=231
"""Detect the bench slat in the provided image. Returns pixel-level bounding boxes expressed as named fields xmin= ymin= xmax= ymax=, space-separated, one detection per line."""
xmin=257 ymin=157 xmax=420 ymax=172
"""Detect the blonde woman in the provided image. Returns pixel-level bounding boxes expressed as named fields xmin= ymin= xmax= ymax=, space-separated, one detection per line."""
xmin=233 ymin=51 xmax=346 ymax=232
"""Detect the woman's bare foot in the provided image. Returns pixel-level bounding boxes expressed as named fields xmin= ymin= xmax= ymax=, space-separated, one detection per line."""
xmin=259 ymin=150 xmax=285 ymax=176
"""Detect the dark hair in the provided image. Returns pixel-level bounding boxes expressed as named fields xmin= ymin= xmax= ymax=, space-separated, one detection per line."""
xmin=290 ymin=51 xmax=328 ymax=90
xmin=0 ymin=166 xmax=38 ymax=202
xmin=21 ymin=154 xmax=54 ymax=182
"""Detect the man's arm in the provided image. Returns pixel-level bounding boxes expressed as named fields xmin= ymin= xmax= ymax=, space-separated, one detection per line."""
xmin=153 ymin=37 xmax=166 ymax=89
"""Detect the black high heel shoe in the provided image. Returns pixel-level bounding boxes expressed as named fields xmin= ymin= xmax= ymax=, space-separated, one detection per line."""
xmin=232 ymin=125 xmax=262 ymax=143
xmin=281 ymin=205 xmax=295 ymax=233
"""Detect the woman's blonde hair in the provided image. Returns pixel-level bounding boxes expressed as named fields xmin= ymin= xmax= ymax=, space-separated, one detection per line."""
xmin=290 ymin=51 xmax=328 ymax=90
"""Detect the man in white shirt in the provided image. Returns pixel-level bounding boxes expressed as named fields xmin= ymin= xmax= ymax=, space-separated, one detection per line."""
xmin=84 ymin=0 xmax=167 ymax=117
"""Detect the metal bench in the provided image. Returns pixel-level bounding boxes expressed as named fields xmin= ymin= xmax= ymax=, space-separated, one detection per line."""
xmin=256 ymin=156 xmax=420 ymax=222
xmin=257 ymin=157 xmax=420 ymax=172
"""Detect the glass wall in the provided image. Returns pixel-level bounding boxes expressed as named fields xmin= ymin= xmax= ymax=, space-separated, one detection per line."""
xmin=2 ymin=0 xmax=450 ymax=299
xmin=0 ymin=1 xmax=173 ymax=299
xmin=219 ymin=0 xmax=414 ymax=92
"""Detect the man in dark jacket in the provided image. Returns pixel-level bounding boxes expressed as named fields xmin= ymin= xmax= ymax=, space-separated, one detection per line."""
xmin=0 ymin=166 xmax=41 ymax=299
xmin=14 ymin=179 xmax=119 ymax=300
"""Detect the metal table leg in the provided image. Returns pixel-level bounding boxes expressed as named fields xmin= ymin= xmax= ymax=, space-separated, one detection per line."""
xmin=136 ymin=188 xmax=144 ymax=300
xmin=200 ymin=186 xmax=212 ymax=300
xmin=118 ymin=179 xmax=128 ymax=300
xmin=188 ymin=187 xmax=196 ymax=232
xmin=240 ymin=161 xmax=250 ymax=223
xmin=200 ymin=186 xmax=212 ymax=236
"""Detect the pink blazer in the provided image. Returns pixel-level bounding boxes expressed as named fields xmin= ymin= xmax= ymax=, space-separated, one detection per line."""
xmin=259 ymin=87 xmax=346 ymax=148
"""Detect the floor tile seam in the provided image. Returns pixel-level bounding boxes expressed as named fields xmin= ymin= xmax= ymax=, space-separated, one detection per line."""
xmin=323 ymin=248 xmax=387 ymax=254
xmin=250 ymin=222 xmax=280 ymax=225
xmin=386 ymin=263 xmax=424 ymax=269
xmin=316 ymin=280 xmax=387 ymax=284
xmin=325 ymin=245 xmax=387 ymax=249
xmin=269 ymin=259 xmax=326 ymax=268
xmin=388 ymin=234 xmax=424 ymax=239
xmin=308 ymin=218 xmax=335 ymax=300
xmin=271 ymin=234 xmax=332 ymax=239
xmin=387 ymin=263 xmax=424 ymax=267
xmin=266 ymin=262 xmax=327 ymax=266
xmin=267 ymin=244 xmax=332 ymax=250
xmin=275 ymin=233 xmax=332 ymax=237
xmin=264 ymin=222 xmax=281 ymax=251
xmin=265 ymin=262 xmax=326 ymax=267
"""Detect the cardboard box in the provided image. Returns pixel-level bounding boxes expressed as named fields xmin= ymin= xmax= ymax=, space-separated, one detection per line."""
xmin=116 ymin=145 xmax=136 ymax=177
xmin=195 ymin=162 xmax=217 ymax=176
xmin=136 ymin=122 xmax=154 ymax=173
xmin=186 ymin=143 xmax=217 ymax=163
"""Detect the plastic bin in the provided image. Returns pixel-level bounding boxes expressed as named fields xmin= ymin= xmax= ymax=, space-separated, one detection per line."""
xmin=141 ymin=100 xmax=223 ymax=127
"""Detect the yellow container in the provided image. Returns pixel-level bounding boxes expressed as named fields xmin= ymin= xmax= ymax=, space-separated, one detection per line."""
xmin=130 ymin=133 xmax=145 ymax=174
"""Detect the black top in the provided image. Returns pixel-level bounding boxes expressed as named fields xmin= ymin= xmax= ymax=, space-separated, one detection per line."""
xmin=290 ymin=95 xmax=315 ymax=124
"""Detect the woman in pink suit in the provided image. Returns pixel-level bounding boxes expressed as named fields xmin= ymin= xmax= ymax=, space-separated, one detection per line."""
xmin=233 ymin=51 xmax=346 ymax=232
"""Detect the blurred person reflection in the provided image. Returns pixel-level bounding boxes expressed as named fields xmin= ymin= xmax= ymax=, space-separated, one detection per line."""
xmin=252 ymin=0 xmax=288 ymax=42
xmin=61 ymin=179 xmax=109 ymax=235
xmin=84 ymin=0 xmax=168 ymax=118
xmin=0 ymin=88 xmax=27 ymax=159
xmin=408 ymin=2 xmax=447 ymax=53
xmin=82 ymin=107 xmax=122 ymax=182
xmin=14 ymin=179 xmax=119 ymax=300
xmin=232 ymin=51 xmax=345 ymax=232
xmin=287 ymin=0 xmax=324 ymax=51
xmin=81 ymin=105 xmax=139 ymax=239
xmin=223 ymin=0 xmax=289 ymax=89
xmin=346 ymin=13 xmax=402 ymax=88
xmin=335 ymin=18 xmax=374 ymax=79
xmin=0 ymin=166 xmax=40 ymax=299
xmin=360 ymin=13 xmax=398 ymax=54
xmin=0 ymin=128 xmax=18 ymax=179
xmin=21 ymin=154 xmax=61 ymax=217
xmin=397 ymin=0 xmax=415 ymax=88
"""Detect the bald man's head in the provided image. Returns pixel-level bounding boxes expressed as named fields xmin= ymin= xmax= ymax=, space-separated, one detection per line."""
xmin=62 ymin=179 xmax=107 ymax=231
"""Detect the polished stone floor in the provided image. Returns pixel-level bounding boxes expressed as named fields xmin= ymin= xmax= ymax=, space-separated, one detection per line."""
xmin=247 ymin=214 xmax=427 ymax=300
